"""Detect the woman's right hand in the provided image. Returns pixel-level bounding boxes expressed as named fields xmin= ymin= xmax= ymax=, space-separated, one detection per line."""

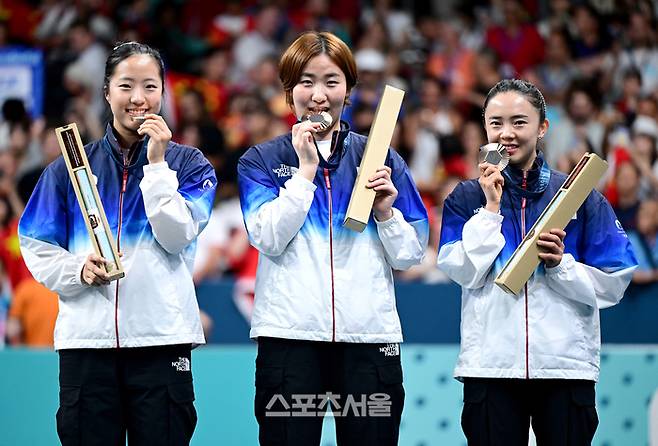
xmin=81 ymin=254 xmax=111 ymax=286
xmin=478 ymin=162 xmax=504 ymax=213
xmin=291 ymin=120 xmax=321 ymax=181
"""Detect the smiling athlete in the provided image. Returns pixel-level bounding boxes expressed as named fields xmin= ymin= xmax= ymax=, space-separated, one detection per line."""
xmin=19 ymin=42 xmax=216 ymax=446
xmin=437 ymin=79 xmax=637 ymax=446
xmin=238 ymin=31 xmax=428 ymax=446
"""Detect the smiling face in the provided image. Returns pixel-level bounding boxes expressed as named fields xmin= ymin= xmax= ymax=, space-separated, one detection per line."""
xmin=104 ymin=54 xmax=163 ymax=145
xmin=483 ymin=91 xmax=549 ymax=170
xmin=292 ymin=54 xmax=348 ymax=141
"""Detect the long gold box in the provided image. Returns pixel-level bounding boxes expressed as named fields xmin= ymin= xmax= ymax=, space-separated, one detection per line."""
xmin=56 ymin=123 xmax=125 ymax=281
xmin=343 ymin=85 xmax=405 ymax=232
xmin=494 ymin=153 xmax=608 ymax=294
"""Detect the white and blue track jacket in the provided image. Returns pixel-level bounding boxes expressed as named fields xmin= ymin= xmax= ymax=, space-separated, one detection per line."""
xmin=438 ymin=153 xmax=637 ymax=381
xmin=18 ymin=125 xmax=216 ymax=350
xmin=238 ymin=124 xmax=429 ymax=343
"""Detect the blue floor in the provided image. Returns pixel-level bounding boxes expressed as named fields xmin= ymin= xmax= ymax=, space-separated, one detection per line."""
xmin=1 ymin=345 xmax=657 ymax=446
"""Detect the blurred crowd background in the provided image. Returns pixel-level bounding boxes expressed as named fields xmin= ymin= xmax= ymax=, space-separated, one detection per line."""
xmin=0 ymin=0 xmax=657 ymax=348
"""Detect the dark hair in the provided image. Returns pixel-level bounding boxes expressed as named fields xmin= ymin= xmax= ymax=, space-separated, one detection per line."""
xmin=563 ymin=78 xmax=601 ymax=112
xmin=279 ymin=31 xmax=358 ymax=108
xmin=622 ymin=67 xmax=642 ymax=84
xmin=103 ymin=42 xmax=165 ymax=95
xmin=2 ymin=98 xmax=27 ymax=122
xmin=483 ymin=79 xmax=547 ymax=122
xmin=68 ymin=17 xmax=92 ymax=33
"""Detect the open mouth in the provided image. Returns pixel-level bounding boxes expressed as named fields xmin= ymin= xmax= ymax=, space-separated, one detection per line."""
xmin=503 ymin=144 xmax=519 ymax=154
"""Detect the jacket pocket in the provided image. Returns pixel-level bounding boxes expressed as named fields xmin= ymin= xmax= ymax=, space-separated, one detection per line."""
xmin=56 ymin=385 xmax=81 ymax=446
xmin=255 ymin=367 xmax=285 ymax=416
xmin=570 ymin=382 xmax=595 ymax=406
xmin=570 ymin=381 xmax=599 ymax=441
xmin=167 ymin=381 xmax=197 ymax=444
xmin=254 ymin=367 xmax=286 ymax=444
xmin=375 ymin=363 xmax=405 ymax=443
xmin=256 ymin=366 xmax=285 ymax=388
xmin=461 ymin=379 xmax=488 ymax=444
xmin=463 ymin=379 xmax=487 ymax=404
xmin=376 ymin=363 xmax=403 ymax=385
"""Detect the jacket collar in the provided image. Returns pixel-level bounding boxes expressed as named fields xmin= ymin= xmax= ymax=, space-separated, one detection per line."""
xmin=103 ymin=123 xmax=149 ymax=168
xmin=502 ymin=150 xmax=551 ymax=198
xmin=318 ymin=120 xmax=352 ymax=170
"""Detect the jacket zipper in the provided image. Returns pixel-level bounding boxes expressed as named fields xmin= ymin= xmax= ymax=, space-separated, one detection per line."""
xmin=521 ymin=171 xmax=529 ymax=378
xmin=114 ymin=156 xmax=128 ymax=348
xmin=323 ymin=168 xmax=336 ymax=342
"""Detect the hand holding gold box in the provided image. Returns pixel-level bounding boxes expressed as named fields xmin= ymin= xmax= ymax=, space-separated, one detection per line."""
xmin=56 ymin=123 xmax=125 ymax=281
xmin=494 ymin=153 xmax=608 ymax=294
xmin=344 ymin=85 xmax=405 ymax=232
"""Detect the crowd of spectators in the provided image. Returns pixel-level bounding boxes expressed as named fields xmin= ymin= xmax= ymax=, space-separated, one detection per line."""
xmin=0 ymin=0 xmax=657 ymax=346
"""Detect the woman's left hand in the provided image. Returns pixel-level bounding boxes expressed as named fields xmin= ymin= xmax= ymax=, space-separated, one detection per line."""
xmin=537 ymin=228 xmax=566 ymax=268
xmin=137 ymin=113 xmax=172 ymax=164
xmin=367 ymin=166 xmax=398 ymax=222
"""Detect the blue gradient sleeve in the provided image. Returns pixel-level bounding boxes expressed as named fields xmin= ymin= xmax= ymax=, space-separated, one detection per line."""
xmin=438 ymin=182 xmax=473 ymax=249
xmin=18 ymin=162 xmax=69 ymax=249
xmin=390 ymin=152 xmax=429 ymax=240
xmin=581 ymin=191 xmax=638 ymax=272
xmin=177 ymin=149 xmax=217 ymax=224
xmin=238 ymin=150 xmax=279 ymax=224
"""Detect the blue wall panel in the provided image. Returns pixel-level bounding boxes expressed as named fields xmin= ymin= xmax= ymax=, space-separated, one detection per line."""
xmin=196 ymin=281 xmax=658 ymax=344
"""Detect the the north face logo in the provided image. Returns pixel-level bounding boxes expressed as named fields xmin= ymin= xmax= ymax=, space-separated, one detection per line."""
xmin=379 ymin=343 xmax=400 ymax=357
xmin=273 ymin=164 xmax=298 ymax=178
xmin=172 ymin=357 xmax=190 ymax=372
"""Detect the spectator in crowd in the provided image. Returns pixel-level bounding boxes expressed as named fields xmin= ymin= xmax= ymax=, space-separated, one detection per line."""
xmin=6 ymin=278 xmax=58 ymax=347
xmin=627 ymin=199 xmax=658 ymax=284
xmin=524 ymin=27 xmax=580 ymax=107
xmin=0 ymin=152 xmax=31 ymax=292
xmin=0 ymin=99 xmax=30 ymax=152
xmin=64 ymin=19 xmax=109 ymax=120
xmin=360 ymin=0 xmax=414 ymax=49
xmin=230 ymin=5 xmax=281 ymax=84
xmin=4 ymin=120 xmax=44 ymax=179
xmin=613 ymin=10 xmax=658 ymax=97
xmin=426 ymin=20 xmax=476 ymax=102
xmin=343 ymin=47 xmax=388 ymax=128
xmin=630 ymin=115 xmax=658 ymax=196
xmin=613 ymin=160 xmax=642 ymax=231
xmin=462 ymin=48 xmax=502 ymax=122
xmin=485 ymin=0 xmax=545 ymax=76
xmin=614 ymin=68 xmax=643 ymax=126
xmin=17 ymin=124 xmax=62 ymax=206
xmin=403 ymin=76 xmax=462 ymax=193
xmin=569 ymin=4 xmax=611 ymax=67
xmin=545 ymin=79 xmax=605 ymax=169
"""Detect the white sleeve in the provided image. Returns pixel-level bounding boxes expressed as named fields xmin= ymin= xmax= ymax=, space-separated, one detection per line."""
xmin=19 ymin=235 xmax=87 ymax=298
xmin=245 ymin=173 xmax=316 ymax=257
xmin=545 ymin=253 xmax=636 ymax=308
xmin=375 ymin=207 xmax=426 ymax=270
xmin=437 ymin=208 xmax=506 ymax=289
xmin=139 ymin=162 xmax=205 ymax=254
